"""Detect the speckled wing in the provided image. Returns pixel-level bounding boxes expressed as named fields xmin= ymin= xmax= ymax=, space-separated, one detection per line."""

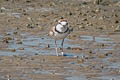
xmin=49 ymin=26 xmax=55 ymax=36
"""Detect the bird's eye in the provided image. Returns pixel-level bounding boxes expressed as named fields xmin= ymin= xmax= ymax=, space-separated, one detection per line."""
xmin=58 ymin=22 xmax=61 ymax=25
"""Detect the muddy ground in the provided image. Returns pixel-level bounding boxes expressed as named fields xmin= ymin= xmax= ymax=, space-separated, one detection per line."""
xmin=0 ymin=0 xmax=120 ymax=80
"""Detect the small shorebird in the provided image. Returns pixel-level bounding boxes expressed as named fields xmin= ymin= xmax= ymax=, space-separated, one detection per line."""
xmin=49 ymin=19 xmax=70 ymax=56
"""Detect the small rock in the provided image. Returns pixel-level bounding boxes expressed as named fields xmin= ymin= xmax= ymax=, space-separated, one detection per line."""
xmin=94 ymin=0 xmax=103 ymax=5
xmin=72 ymin=47 xmax=82 ymax=51
xmin=114 ymin=25 xmax=120 ymax=31
xmin=78 ymin=58 xmax=84 ymax=64
xmin=88 ymin=50 xmax=93 ymax=54
xmin=35 ymin=53 xmax=38 ymax=55
xmin=82 ymin=18 xmax=87 ymax=21
xmin=49 ymin=2 xmax=56 ymax=6
xmin=69 ymin=27 xmax=73 ymax=32
xmin=16 ymin=40 xmax=22 ymax=44
xmin=98 ymin=55 xmax=105 ymax=58
xmin=13 ymin=31 xmax=18 ymax=35
xmin=78 ymin=25 xmax=85 ymax=29
xmin=68 ymin=12 xmax=72 ymax=16
xmin=38 ymin=25 xmax=43 ymax=30
xmin=41 ymin=37 xmax=44 ymax=39
xmin=27 ymin=17 xmax=32 ymax=21
xmin=1 ymin=7 xmax=6 ymax=10
xmin=115 ymin=20 xmax=119 ymax=24
xmin=67 ymin=47 xmax=72 ymax=50
xmin=98 ymin=27 xmax=103 ymax=30
xmin=26 ymin=0 xmax=31 ymax=3
xmin=100 ymin=65 xmax=104 ymax=69
xmin=68 ymin=35 xmax=77 ymax=39
xmin=95 ymin=8 xmax=101 ymax=13
xmin=5 ymin=32 xmax=11 ymax=35
xmin=18 ymin=48 xmax=24 ymax=50
xmin=26 ymin=23 xmax=34 ymax=28
xmin=101 ymin=43 xmax=105 ymax=47
xmin=4 ymin=36 xmax=13 ymax=40
xmin=99 ymin=16 xmax=104 ymax=20
xmin=43 ymin=58 xmax=45 ymax=62
xmin=10 ymin=48 xmax=16 ymax=52
xmin=82 ymin=13 xmax=87 ymax=16
xmin=82 ymin=2 xmax=88 ymax=5
xmin=16 ymin=27 xmax=19 ymax=30
xmin=31 ymin=58 xmax=34 ymax=60
xmin=3 ymin=36 xmax=14 ymax=43
xmin=104 ymin=53 xmax=109 ymax=56
xmin=73 ymin=56 xmax=78 ymax=58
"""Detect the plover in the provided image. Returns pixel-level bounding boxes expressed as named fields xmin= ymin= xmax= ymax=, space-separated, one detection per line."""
xmin=49 ymin=19 xmax=70 ymax=56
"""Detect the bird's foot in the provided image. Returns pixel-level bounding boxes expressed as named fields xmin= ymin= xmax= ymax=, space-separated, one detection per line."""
xmin=61 ymin=52 xmax=64 ymax=56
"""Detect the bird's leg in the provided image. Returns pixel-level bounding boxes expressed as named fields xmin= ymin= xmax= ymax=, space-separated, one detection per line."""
xmin=61 ymin=39 xmax=64 ymax=56
xmin=55 ymin=40 xmax=58 ymax=56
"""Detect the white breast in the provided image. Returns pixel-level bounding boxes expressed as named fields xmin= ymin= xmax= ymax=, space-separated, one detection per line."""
xmin=53 ymin=30 xmax=69 ymax=40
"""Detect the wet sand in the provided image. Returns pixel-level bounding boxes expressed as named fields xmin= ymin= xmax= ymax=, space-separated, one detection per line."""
xmin=0 ymin=0 xmax=120 ymax=80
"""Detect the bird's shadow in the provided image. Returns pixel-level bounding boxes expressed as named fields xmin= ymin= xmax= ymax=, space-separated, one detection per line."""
xmin=60 ymin=53 xmax=79 ymax=58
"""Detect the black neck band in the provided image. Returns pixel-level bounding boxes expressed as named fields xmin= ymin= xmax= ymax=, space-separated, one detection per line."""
xmin=55 ymin=27 xmax=69 ymax=34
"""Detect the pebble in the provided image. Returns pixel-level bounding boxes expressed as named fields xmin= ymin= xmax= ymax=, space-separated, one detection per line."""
xmin=37 ymin=25 xmax=43 ymax=30
xmin=67 ymin=47 xmax=71 ymax=50
xmin=16 ymin=40 xmax=22 ymax=44
xmin=99 ymin=16 xmax=104 ymax=20
xmin=94 ymin=0 xmax=103 ymax=5
xmin=95 ymin=8 xmax=101 ymax=13
xmin=13 ymin=31 xmax=18 ymax=35
xmin=104 ymin=53 xmax=109 ymax=56
xmin=68 ymin=35 xmax=77 ymax=39
xmin=10 ymin=48 xmax=16 ymax=52
xmin=78 ymin=25 xmax=85 ymax=29
xmin=115 ymin=20 xmax=119 ymax=24
xmin=69 ymin=27 xmax=73 ymax=32
xmin=98 ymin=55 xmax=105 ymax=58
xmin=88 ymin=50 xmax=93 ymax=54
xmin=82 ymin=18 xmax=87 ymax=21
xmin=18 ymin=48 xmax=24 ymax=50
xmin=35 ymin=53 xmax=38 ymax=55
xmin=114 ymin=25 xmax=120 ymax=31
xmin=78 ymin=58 xmax=84 ymax=64
xmin=68 ymin=12 xmax=72 ymax=16
xmin=49 ymin=2 xmax=56 ymax=7
xmin=1 ymin=7 xmax=6 ymax=10
xmin=72 ymin=47 xmax=82 ymax=51
xmin=4 ymin=36 xmax=13 ymax=40
xmin=82 ymin=13 xmax=87 ymax=16
xmin=26 ymin=0 xmax=31 ymax=3
xmin=26 ymin=23 xmax=34 ymax=28
xmin=3 ymin=36 xmax=14 ymax=43
xmin=73 ymin=56 xmax=78 ymax=58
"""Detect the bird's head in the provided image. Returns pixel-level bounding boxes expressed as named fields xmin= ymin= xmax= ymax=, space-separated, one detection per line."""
xmin=58 ymin=19 xmax=68 ymax=28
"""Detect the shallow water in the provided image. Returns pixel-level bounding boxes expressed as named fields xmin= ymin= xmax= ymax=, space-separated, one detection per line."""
xmin=65 ymin=75 xmax=88 ymax=80
xmin=80 ymin=35 xmax=113 ymax=44
xmin=0 ymin=32 xmax=116 ymax=57
xmin=0 ymin=32 xmax=119 ymax=80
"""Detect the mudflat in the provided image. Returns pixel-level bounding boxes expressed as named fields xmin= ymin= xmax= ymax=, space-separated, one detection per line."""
xmin=0 ymin=0 xmax=120 ymax=80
